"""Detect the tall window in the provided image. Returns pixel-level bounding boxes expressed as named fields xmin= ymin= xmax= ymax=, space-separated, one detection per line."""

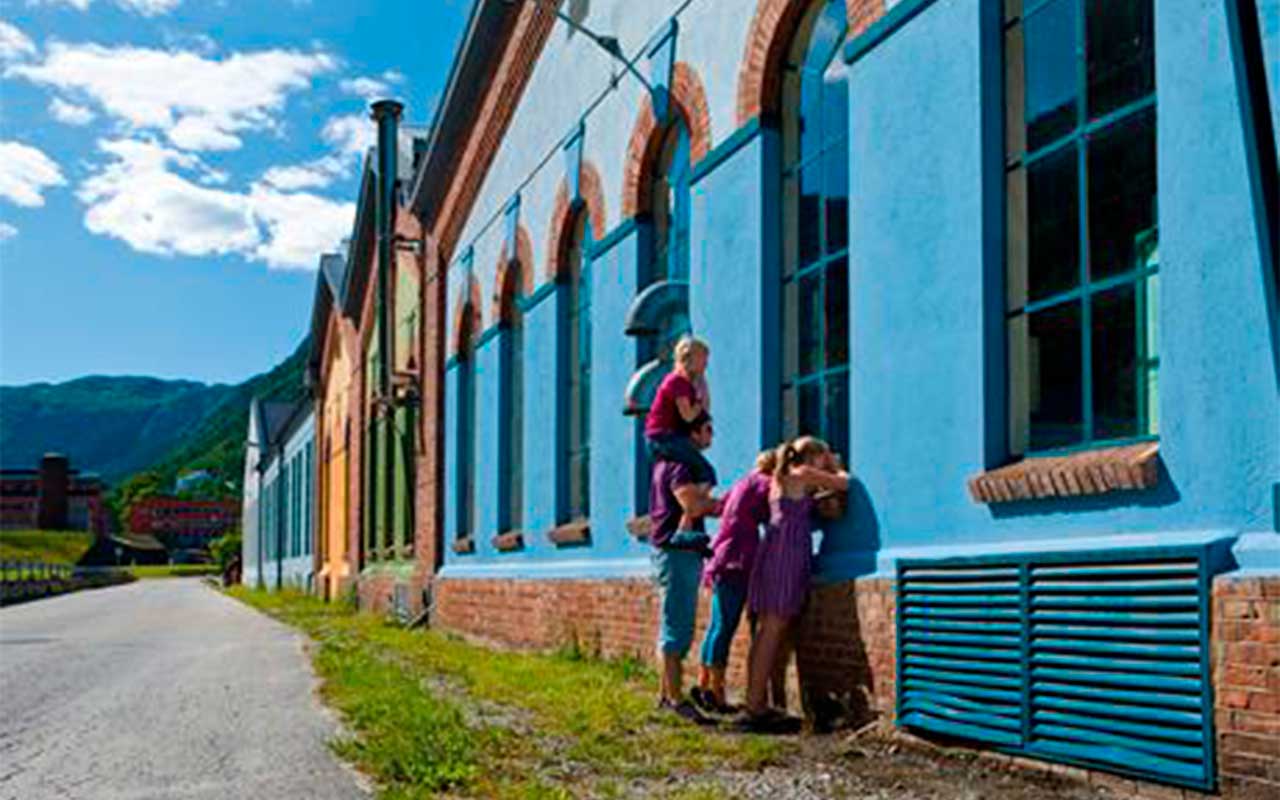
xmin=1005 ymin=0 xmax=1157 ymax=453
xmin=562 ymin=212 xmax=593 ymax=522
xmin=648 ymin=121 xmax=691 ymax=285
xmin=498 ymin=282 xmax=524 ymax=534
xmin=781 ymin=0 xmax=850 ymax=455
xmin=456 ymin=321 xmax=476 ymax=540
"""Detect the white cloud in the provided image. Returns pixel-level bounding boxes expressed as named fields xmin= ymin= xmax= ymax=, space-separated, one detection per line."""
xmin=0 ymin=222 xmax=17 ymax=241
xmin=77 ymin=137 xmax=353 ymax=269
xmin=339 ymin=69 xmax=404 ymax=100
xmin=49 ymin=97 xmax=95 ymax=125
xmin=8 ymin=43 xmax=336 ymax=152
xmin=0 ymin=22 xmax=36 ymax=63
xmin=259 ymin=112 xmax=373 ymax=191
xmin=0 ymin=141 xmax=67 ymax=207
xmin=28 ymin=0 xmax=183 ymax=17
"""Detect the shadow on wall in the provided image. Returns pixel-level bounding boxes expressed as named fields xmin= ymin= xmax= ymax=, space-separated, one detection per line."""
xmin=987 ymin=458 xmax=1182 ymax=520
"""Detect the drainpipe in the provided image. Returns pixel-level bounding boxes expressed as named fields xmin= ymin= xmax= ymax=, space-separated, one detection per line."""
xmin=275 ymin=445 xmax=285 ymax=590
xmin=372 ymin=99 xmax=403 ymax=561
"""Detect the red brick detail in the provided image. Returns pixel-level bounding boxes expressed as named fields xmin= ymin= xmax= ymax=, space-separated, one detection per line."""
xmin=621 ymin=62 xmax=712 ymax=219
xmin=452 ymin=537 xmax=475 ymax=555
xmin=433 ymin=2 xmax=557 ymax=262
xmin=736 ymin=0 xmax=885 ymax=126
xmin=433 ymin=575 xmax=895 ymax=716
xmin=417 ymin=233 xmax=446 ymax=578
xmin=548 ymin=519 xmax=590 ymax=546
xmin=491 ymin=224 xmax=534 ymax=323
xmin=544 ymin=160 xmax=607 ymax=281
xmin=491 ymin=531 xmax=524 ymax=552
xmin=625 ymin=516 xmax=651 ymax=540
xmin=1213 ymin=575 xmax=1280 ymax=796
xmin=449 ymin=275 xmax=482 ymax=359
xmin=967 ymin=442 xmax=1160 ymax=504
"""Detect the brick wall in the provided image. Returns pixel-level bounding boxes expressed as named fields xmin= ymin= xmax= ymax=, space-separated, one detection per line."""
xmin=432 ymin=574 xmax=896 ymax=720
xmin=1213 ymin=575 xmax=1280 ymax=797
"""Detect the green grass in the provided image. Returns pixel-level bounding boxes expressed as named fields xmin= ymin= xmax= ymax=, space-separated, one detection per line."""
xmin=228 ymin=587 xmax=789 ymax=798
xmin=0 ymin=529 xmax=95 ymax=565
xmin=126 ymin=563 xmax=220 ymax=579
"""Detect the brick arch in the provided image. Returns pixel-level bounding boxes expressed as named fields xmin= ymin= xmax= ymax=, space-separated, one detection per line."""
xmin=450 ymin=275 xmax=482 ymax=359
xmin=621 ymin=61 xmax=712 ymax=220
xmin=735 ymin=0 xmax=884 ymax=126
xmin=492 ymin=224 xmax=534 ymax=323
xmin=545 ymin=160 xmax=607 ymax=281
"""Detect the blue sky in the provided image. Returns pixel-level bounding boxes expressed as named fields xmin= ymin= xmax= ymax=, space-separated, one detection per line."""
xmin=0 ymin=0 xmax=470 ymax=386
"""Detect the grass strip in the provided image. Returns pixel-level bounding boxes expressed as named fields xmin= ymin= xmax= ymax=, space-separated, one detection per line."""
xmin=228 ymin=587 xmax=789 ymax=798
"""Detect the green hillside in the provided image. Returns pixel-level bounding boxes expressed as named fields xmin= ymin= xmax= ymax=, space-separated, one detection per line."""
xmin=0 ymin=376 xmax=232 ymax=482
xmin=148 ymin=338 xmax=309 ymax=496
xmin=0 ymin=338 xmax=308 ymax=496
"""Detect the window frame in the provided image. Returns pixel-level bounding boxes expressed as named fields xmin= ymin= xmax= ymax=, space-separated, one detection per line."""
xmin=559 ymin=211 xmax=593 ymax=524
xmin=1004 ymin=0 xmax=1160 ymax=457
xmin=779 ymin=0 xmax=851 ymax=457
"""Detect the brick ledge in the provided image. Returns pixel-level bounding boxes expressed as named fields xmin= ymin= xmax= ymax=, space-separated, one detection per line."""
xmin=548 ymin=519 xmax=590 ymax=545
xmin=491 ymin=531 xmax=524 ymax=552
xmin=968 ymin=442 xmax=1160 ymax=504
xmin=451 ymin=537 xmax=475 ymax=555
xmin=625 ymin=515 xmax=651 ymax=540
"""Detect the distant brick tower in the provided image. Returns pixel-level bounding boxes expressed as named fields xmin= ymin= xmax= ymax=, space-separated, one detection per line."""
xmin=37 ymin=453 xmax=70 ymax=530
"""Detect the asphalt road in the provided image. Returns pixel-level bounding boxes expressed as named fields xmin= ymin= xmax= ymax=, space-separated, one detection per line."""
xmin=0 ymin=579 xmax=368 ymax=800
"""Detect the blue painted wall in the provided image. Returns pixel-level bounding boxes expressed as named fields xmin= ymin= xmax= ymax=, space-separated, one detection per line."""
xmin=440 ymin=0 xmax=1279 ymax=582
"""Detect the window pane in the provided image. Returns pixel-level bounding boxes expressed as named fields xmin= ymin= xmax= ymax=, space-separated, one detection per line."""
xmin=782 ymin=386 xmax=799 ymax=438
xmin=782 ymin=174 xmax=799 ymax=278
xmin=824 ymin=144 xmax=848 ymax=253
xmin=798 ymin=380 xmax=822 ymax=438
xmin=799 ymin=160 xmax=822 ymax=266
xmin=798 ymin=270 xmax=822 ymax=376
xmin=1086 ymin=0 xmax=1154 ymax=119
xmin=1024 ymin=0 xmax=1079 ymax=151
xmin=1027 ymin=300 xmax=1084 ymax=450
xmin=1091 ymin=284 xmax=1139 ymax=440
xmin=821 ymin=56 xmax=848 ymax=149
xmin=782 ymin=280 xmax=799 ymax=380
xmin=824 ymin=372 xmax=849 ymax=458
xmin=1087 ymin=107 xmax=1156 ymax=281
xmin=824 ymin=257 xmax=849 ymax=367
xmin=1027 ymin=145 xmax=1080 ymax=302
xmin=1005 ymin=25 xmax=1027 ymax=159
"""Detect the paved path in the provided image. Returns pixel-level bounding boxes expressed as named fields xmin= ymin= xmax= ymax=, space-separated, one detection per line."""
xmin=0 ymin=579 xmax=368 ymax=800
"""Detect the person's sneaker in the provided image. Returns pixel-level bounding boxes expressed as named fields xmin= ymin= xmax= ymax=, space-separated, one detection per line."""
xmin=659 ymin=697 xmax=714 ymax=726
xmin=689 ymin=686 xmax=717 ymax=713
xmin=730 ymin=710 xmax=801 ymax=734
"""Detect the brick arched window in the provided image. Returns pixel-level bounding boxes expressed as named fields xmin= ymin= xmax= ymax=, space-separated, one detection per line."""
xmin=780 ymin=0 xmax=851 ymax=455
xmin=558 ymin=210 xmax=593 ymax=523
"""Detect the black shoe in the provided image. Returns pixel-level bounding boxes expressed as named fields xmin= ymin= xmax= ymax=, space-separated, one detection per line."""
xmin=731 ymin=710 xmax=801 ymax=734
xmin=690 ymin=686 xmax=717 ymax=713
xmin=659 ymin=697 xmax=714 ymax=726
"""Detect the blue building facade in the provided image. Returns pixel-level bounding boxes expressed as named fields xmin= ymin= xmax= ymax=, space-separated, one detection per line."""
xmin=242 ymin=398 xmax=316 ymax=591
xmin=408 ymin=0 xmax=1279 ymax=792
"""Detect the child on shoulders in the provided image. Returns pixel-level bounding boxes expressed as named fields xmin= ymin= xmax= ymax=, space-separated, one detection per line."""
xmin=645 ymin=335 xmax=715 ymax=485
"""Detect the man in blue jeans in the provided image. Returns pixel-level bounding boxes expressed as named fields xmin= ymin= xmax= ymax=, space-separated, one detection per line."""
xmin=650 ymin=414 xmax=717 ymax=724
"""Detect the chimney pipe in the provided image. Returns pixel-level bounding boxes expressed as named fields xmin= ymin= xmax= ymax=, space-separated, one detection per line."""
xmin=371 ymin=98 xmax=403 ymax=561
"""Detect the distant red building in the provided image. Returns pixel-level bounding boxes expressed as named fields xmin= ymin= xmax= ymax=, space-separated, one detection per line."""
xmin=0 ymin=454 xmax=109 ymax=535
xmin=129 ymin=496 xmax=238 ymax=551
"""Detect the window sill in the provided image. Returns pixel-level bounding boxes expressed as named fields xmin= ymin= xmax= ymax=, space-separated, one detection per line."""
xmin=548 ymin=519 xmax=590 ymax=546
xmin=625 ymin=515 xmax=651 ymax=541
xmin=452 ymin=537 xmax=475 ymax=555
xmin=968 ymin=441 xmax=1160 ymax=504
xmin=491 ymin=530 xmax=524 ymax=552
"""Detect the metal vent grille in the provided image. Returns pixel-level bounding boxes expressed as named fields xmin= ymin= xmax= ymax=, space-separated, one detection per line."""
xmin=896 ymin=545 xmax=1224 ymax=791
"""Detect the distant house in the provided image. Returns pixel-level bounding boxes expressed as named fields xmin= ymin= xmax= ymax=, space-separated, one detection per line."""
xmin=241 ymin=397 xmax=315 ymax=590
xmin=127 ymin=496 xmax=238 ymax=553
xmin=0 ymin=454 xmax=108 ymax=535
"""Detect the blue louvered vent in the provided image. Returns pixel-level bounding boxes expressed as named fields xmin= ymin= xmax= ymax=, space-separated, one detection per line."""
xmin=896 ymin=545 xmax=1226 ymax=792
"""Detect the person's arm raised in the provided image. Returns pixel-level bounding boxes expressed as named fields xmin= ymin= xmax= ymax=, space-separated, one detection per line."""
xmin=792 ymin=464 xmax=850 ymax=493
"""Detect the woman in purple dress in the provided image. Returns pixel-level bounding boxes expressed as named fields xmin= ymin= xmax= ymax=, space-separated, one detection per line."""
xmin=741 ymin=436 xmax=849 ymax=727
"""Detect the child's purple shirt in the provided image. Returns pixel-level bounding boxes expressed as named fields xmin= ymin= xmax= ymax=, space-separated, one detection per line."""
xmin=703 ymin=470 xmax=772 ymax=587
